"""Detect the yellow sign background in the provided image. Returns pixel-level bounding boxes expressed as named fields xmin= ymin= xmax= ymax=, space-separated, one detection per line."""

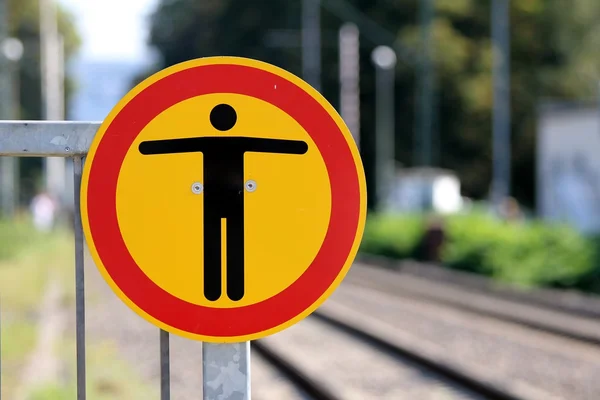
xmin=116 ymin=93 xmax=332 ymax=306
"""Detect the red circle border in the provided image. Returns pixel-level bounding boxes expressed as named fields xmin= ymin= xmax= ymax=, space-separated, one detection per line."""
xmin=86 ymin=62 xmax=361 ymax=337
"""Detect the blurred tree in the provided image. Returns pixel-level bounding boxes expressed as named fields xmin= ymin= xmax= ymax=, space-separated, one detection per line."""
xmin=138 ymin=0 xmax=300 ymax=79
xmin=8 ymin=0 xmax=81 ymax=119
xmin=398 ymin=0 xmax=600 ymax=207
xmin=140 ymin=0 xmax=600 ymax=209
xmin=6 ymin=0 xmax=81 ymax=202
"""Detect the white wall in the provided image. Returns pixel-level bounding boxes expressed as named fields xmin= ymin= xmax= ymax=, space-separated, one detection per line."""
xmin=537 ymin=104 xmax=600 ymax=234
xmin=388 ymin=170 xmax=462 ymax=214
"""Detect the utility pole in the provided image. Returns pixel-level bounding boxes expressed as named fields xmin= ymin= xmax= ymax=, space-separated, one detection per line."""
xmin=40 ymin=0 xmax=66 ymax=205
xmin=371 ymin=46 xmax=397 ymax=211
xmin=598 ymin=82 xmax=600 ymax=138
xmin=302 ymin=0 xmax=321 ymax=91
xmin=0 ymin=0 xmax=11 ymax=121
xmin=491 ymin=0 xmax=511 ymax=207
xmin=339 ymin=23 xmax=360 ymax=148
xmin=0 ymin=0 xmax=21 ymax=218
xmin=415 ymin=0 xmax=435 ymax=167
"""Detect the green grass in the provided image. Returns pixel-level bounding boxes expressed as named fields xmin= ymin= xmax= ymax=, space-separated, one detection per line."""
xmin=1 ymin=219 xmax=153 ymax=399
xmin=0 ymin=218 xmax=154 ymax=399
xmin=27 ymin=340 xmax=155 ymax=400
xmin=0 ymin=219 xmax=74 ymax=399
xmin=81 ymin=341 xmax=155 ymax=399
xmin=28 ymin=384 xmax=71 ymax=400
xmin=0 ymin=320 xmax=37 ymax=361
xmin=0 ymin=321 xmax=37 ymax=397
xmin=0 ymin=220 xmax=74 ymax=311
xmin=0 ymin=219 xmax=48 ymax=261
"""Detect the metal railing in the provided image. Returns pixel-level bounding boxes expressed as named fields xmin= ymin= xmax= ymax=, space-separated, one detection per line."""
xmin=0 ymin=120 xmax=251 ymax=400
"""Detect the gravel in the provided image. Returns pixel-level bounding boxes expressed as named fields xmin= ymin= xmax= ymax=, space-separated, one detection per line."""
xmin=84 ymin=250 xmax=198 ymax=398
xmin=77 ymin=246 xmax=600 ymax=399
xmin=251 ymin=352 xmax=309 ymax=400
xmin=82 ymin=248 xmax=303 ymax=399
xmin=328 ymin=282 xmax=600 ymax=400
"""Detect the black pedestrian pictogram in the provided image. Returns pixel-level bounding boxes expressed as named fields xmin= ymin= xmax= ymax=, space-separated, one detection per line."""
xmin=138 ymin=103 xmax=308 ymax=301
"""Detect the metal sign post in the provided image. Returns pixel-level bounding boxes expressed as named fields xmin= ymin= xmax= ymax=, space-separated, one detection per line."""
xmin=160 ymin=329 xmax=170 ymax=399
xmin=0 ymin=299 xmax=2 ymax=400
xmin=72 ymin=155 xmax=87 ymax=400
xmin=203 ymin=343 xmax=251 ymax=399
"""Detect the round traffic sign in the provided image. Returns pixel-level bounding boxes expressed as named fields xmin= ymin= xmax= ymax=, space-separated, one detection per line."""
xmin=81 ymin=57 xmax=366 ymax=342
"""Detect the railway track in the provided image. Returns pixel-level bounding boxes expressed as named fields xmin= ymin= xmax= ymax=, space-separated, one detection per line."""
xmin=253 ymin=311 xmax=495 ymax=400
xmin=253 ymin=316 xmax=519 ymax=400
xmin=347 ymin=260 xmax=600 ymax=347
xmin=253 ymin=340 xmax=338 ymax=400
xmin=357 ymin=254 xmax=600 ymax=320
xmin=250 ymin=260 xmax=600 ymax=400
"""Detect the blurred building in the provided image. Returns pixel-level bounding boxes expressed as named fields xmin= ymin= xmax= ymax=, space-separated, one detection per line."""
xmin=537 ymin=100 xmax=600 ymax=235
xmin=386 ymin=167 xmax=464 ymax=214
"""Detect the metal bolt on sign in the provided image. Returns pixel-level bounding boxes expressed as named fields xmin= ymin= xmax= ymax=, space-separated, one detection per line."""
xmin=245 ymin=180 xmax=257 ymax=192
xmin=0 ymin=56 xmax=366 ymax=400
xmin=192 ymin=182 xmax=204 ymax=194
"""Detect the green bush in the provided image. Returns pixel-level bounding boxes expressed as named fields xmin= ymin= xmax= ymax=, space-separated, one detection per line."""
xmin=443 ymin=213 xmax=596 ymax=288
xmin=359 ymin=213 xmax=423 ymax=260
xmin=360 ymin=211 xmax=599 ymax=291
xmin=555 ymin=234 xmax=600 ymax=293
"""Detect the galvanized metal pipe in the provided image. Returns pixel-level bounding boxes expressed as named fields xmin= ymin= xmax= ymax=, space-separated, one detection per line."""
xmin=73 ymin=156 xmax=87 ymax=400
xmin=203 ymin=342 xmax=251 ymax=400
xmin=160 ymin=330 xmax=170 ymax=400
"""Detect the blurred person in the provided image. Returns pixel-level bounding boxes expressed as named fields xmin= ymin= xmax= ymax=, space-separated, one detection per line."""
xmin=498 ymin=197 xmax=523 ymax=222
xmin=30 ymin=191 xmax=57 ymax=232
xmin=420 ymin=214 xmax=446 ymax=263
